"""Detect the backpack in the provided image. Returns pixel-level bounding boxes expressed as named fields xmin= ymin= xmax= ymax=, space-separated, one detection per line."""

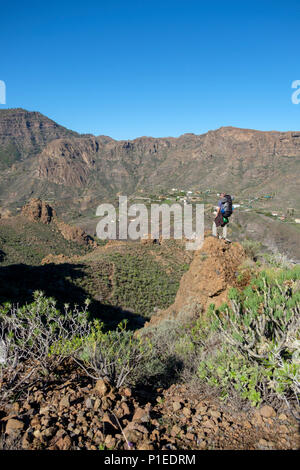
xmin=221 ymin=195 xmax=233 ymax=217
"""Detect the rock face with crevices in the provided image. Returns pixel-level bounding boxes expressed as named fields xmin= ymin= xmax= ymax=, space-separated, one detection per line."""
xmin=0 ymin=108 xmax=79 ymax=168
xmin=20 ymin=198 xmax=96 ymax=247
xmin=21 ymin=198 xmax=56 ymax=224
xmin=1 ymin=109 xmax=300 ymax=215
xmin=148 ymin=236 xmax=246 ymax=326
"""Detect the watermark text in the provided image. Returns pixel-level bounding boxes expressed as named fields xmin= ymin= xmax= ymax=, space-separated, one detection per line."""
xmin=95 ymin=196 xmax=204 ymax=251
xmin=0 ymin=80 xmax=6 ymax=104
xmin=291 ymin=80 xmax=300 ymax=104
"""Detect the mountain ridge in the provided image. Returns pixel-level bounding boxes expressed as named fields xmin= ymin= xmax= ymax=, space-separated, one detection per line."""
xmin=0 ymin=108 xmax=300 ymax=217
xmin=2 ymin=107 xmax=300 ymax=140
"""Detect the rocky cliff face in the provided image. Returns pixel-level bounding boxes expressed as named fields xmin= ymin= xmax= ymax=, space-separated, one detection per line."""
xmin=21 ymin=198 xmax=96 ymax=247
xmin=35 ymin=125 xmax=300 ymax=192
xmin=21 ymin=198 xmax=56 ymax=224
xmin=1 ymin=109 xmax=300 ymax=213
xmin=0 ymin=108 xmax=79 ymax=168
xmin=147 ymin=236 xmax=246 ymax=327
xmin=36 ymin=137 xmax=100 ymax=187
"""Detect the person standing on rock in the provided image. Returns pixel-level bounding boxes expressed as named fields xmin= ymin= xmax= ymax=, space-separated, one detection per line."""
xmin=212 ymin=193 xmax=233 ymax=240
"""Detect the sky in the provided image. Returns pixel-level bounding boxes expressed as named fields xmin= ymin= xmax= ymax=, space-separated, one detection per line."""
xmin=1 ymin=0 xmax=300 ymax=139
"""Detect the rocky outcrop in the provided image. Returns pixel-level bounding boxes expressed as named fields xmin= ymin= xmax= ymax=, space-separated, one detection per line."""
xmin=148 ymin=236 xmax=246 ymax=326
xmin=0 ymin=108 xmax=79 ymax=168
xmin=21 ymin=198 xmax=96 ymax=247
xmin=0 ymin=208 xmax=11 ymax=219
xmin=55 ymin=220 xmax=97 ymax=247
xmin=41 ymin=253 xmax=80 ymax=265
xmin=141 ymin=233 xmax=161 ymax=245
xmin=21 ymin=198 xmax=56 ymax=224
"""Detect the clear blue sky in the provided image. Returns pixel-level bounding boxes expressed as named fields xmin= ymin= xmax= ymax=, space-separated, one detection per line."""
xmin=1 ymin=0 xmax=300 ymax=139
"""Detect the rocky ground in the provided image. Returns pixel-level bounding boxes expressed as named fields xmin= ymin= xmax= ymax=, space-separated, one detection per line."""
xmin=0 ymin=363 xmax=298 ymax=451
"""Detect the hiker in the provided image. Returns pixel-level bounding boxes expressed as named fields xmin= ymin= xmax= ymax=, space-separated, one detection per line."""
xmin=212 ymin=193 xmax=233 ymax=240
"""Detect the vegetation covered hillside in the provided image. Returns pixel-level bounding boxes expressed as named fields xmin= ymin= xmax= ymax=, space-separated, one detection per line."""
xmin=0 ymin=230 xmax=299 ymax=450
xmin=0 ymin=205 xmax=193 ymax=329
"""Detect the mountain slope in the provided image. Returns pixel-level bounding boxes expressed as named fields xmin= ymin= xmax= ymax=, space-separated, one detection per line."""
xmin=0 ymin=108 xmax=79 ymax=169
xmin=1 ymin=109 xmax=300 ymax=216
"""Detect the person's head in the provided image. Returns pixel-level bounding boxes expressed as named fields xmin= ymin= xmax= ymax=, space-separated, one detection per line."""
xmin=220 ymin=192 xmax=226 ymax=197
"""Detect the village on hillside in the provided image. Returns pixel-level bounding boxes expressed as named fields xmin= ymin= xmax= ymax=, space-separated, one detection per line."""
xmin=126 ymin=188 xmax=300 ymax=225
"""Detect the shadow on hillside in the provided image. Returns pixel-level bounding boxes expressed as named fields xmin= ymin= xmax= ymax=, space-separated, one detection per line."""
xmin=0 ymin=262 xmax=145 ymax=330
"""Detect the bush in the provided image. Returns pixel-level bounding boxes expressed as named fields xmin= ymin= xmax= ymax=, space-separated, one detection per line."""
xmin=75 ymin=320 xmax=153 ymax=388
xmin=144 ymin=266 xmax=300 ymax=409
xmin=211 ymin=266 xmax=300 ymax=407
xmin=0 ymin=291 xmax=91 ymax=402
xmin=197 ymin=345 xmax=264 ymax=405
xmin=241 ymin=239 xmax=262 ymax=260
xmin=139 ymin=310 xmax=207 ymax=389
xmin=0 ymin=291 xmax=155 ymax=401
xmin=262 ymin=251 xmax=293 ymax=269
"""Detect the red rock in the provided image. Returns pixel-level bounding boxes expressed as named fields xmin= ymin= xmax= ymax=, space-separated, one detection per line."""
xmin=171 ymin=425 xmax=181 ymax=437
xmin=199 ymin=440 xmax=207 ymax=449
xmin=122 ymin=387 xmax=132 ymax=397
xmin=278 ymin=413 xmax=288 ymax=421
xmin=137 ymin=441 xmax=155 ymax=450
xmin=59 ymin=395 xmax=70 ymax=409
xmin=172 ymin=402 xmax=182 ymax=412
xmin=121 ymin=402 xmax=130 ymax=416
xmin=104 ymin=435 xmax=116 ymax=447
xmin=56 ymin=435 xmax=72 ymax=450
xmin=243 ymin=421 xmax=252 ymax=429
xmin=210 ymin=410 xmax=221 ymax=419
xmin=5 ymin=418 xmax=24 ymax=435
xmin=94 ymin=378 xmax=110 ymax=397
xmin=279 ymin=425 xmax=289 ymax=434
xmin=251 ymin=411 xmax=263 ymax=427
xmin=182 ymin=407 xmax=192 ymax=418
xmin=259 ymin=405 xmax=276 ymax=418
xmin=132 ymin=407 xmax=150 ymax=423
xmin=257 ymin=438 xmax=274 ymax=448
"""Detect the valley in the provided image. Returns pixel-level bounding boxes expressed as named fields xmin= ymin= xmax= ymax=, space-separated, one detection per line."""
xmin=0 ymin=109 xmax=299 ymax=451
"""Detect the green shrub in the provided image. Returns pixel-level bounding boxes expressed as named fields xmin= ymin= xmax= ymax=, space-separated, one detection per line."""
xmin=241 ymin=239 xmax=262 ymax=260
xmin=0 ymin=291 xmax=91 ymax=402
xmin=262 ymin=252 xmax=293 ymax=269
xmin=109 ymin=253 xmax=182 ymax=317
xmin=0 ymin=291 xmax=155 ymax=400
xmin=197 ymin=345 xmax=265 ymax=405
xmin=211 ymin=266 xmax=300 ymax=407
xmin=76 ymin=320 xmax=153 ymax=388
xmin=145 ymin=266 xmax=300 ymax=409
